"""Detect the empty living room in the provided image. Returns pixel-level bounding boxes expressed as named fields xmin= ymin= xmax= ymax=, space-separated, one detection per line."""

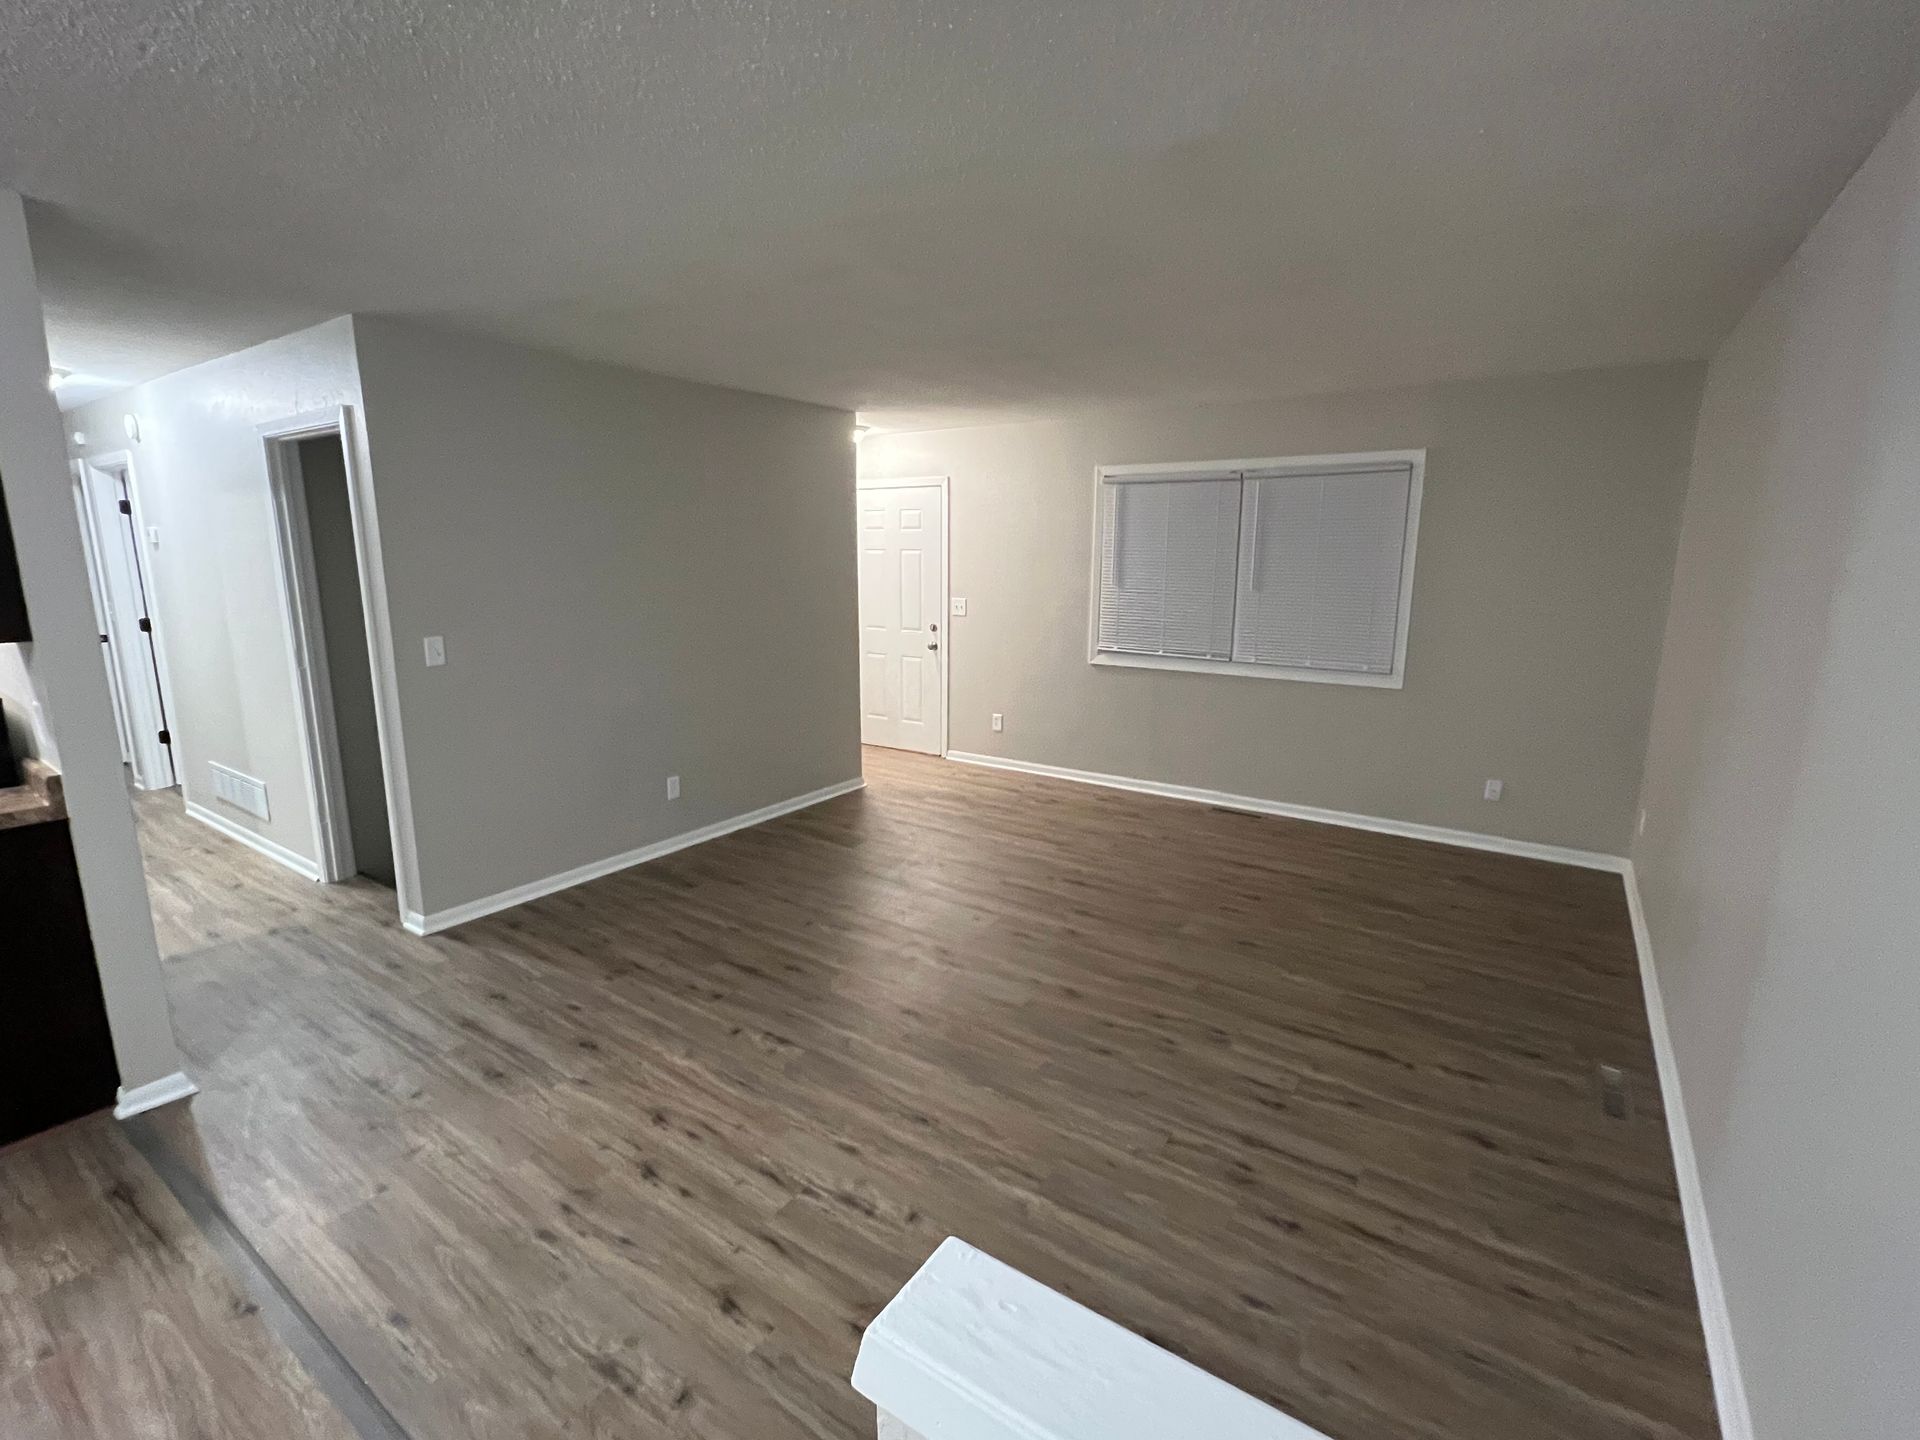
xmin=1 ymin=4 xmax=1916 ymax=1440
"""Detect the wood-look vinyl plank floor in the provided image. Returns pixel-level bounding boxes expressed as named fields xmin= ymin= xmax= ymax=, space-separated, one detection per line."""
xmin=10 ymin=746 xmax=1716 ymax=1439
xmin=0 ymin=1117 xmax=359 ymax=1440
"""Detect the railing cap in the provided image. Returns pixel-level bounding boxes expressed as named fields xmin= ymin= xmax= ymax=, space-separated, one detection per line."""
xmin=852 ymin=1237 xmax=1330 ymax=1440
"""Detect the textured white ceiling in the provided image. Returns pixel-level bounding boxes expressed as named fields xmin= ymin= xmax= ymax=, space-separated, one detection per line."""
xmin=5 ymin=1 xmax=1920 ymax=428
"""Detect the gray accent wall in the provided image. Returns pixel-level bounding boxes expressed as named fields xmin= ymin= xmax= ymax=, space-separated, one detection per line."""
xmin=350 ymin=316 xmax=861 ymax=919
xmin=859 ymin=362 xmax=1704 ymax=855
xmin=1632 ymin=93 xmax=1920 ymax=1440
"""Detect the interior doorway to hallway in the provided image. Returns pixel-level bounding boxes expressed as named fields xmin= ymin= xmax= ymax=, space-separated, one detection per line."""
xmin=74 ymin=453 xmax=175 ymax=791
xmin=262 ymin=412 xmax=399 ymax=890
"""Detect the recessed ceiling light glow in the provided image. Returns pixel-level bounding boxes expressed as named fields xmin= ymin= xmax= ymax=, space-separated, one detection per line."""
xmin=47 ymin=367 xmax=73 ymax=391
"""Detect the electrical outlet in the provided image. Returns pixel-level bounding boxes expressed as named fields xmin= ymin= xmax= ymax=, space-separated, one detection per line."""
xmin=422 ymin=635 xmax=446 ymax=667
xmin=1483 ymin=779 xmax=1503 ymax=802
xmin=991 ymin=712 xmax=1004 ymax=732
xmin=666 ymin=775 xmax=680 ymax=800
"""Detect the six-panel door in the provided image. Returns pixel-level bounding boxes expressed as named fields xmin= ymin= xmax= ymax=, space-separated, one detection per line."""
xmin=858 ymin=484 xmax=944 ymax=754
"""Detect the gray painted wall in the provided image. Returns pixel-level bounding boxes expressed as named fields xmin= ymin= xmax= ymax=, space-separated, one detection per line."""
xmin=1633 ymin=94 xmax=1920 ymax=1440
xmin=0 ymin=192 xmax=183 ymax=1091
xmin=350 ymin=316 xmax=861 ymax=918
xmin=68 ymin=319 xmax=367 ymax=867
xmin=860 ymin=363 xmax=1703 ymax=854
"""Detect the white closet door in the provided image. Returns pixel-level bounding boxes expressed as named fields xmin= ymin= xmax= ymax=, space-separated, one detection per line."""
xmin=857 ymin=485 xmax=945 ymax=754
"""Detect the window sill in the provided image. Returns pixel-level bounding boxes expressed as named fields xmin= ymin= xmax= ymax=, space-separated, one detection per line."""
xmin=1089 ymin=651 xmax=1404 ymax=688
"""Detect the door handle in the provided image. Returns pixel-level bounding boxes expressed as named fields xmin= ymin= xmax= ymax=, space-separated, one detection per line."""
xmin=927 ymin=640 xmax=939 ymax=651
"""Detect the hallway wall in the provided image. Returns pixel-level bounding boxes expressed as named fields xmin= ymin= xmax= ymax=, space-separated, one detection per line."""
xmin=67 ymin=319 xmax=367 ymax=870
xmin=1632 ymin=88 xmax=1920 ymax=1440
xmin=351 ymin=317 xmax=860 ymax=922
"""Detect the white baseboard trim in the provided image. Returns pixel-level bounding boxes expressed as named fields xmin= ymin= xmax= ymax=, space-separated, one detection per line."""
xmin=1622 ymin=862 xmax=1753 ymax=1440
xmin=402 ymin=777 xmax=867 ymax=936
xmin=114 ymin=1070 xmax=200 ymax=1120
xmin=185 ymin=800 xmax=324 ymax=882
xmin=945 ymin=751 xmax=1627 ymax=872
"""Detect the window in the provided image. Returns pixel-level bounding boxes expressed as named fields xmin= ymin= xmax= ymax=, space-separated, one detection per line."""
xmin=1090 ymin=450 xmax=1423 ymax=687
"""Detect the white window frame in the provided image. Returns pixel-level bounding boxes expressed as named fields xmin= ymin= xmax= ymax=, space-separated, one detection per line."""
xmin=1086 ymin=449 xmax=1425 ymax=689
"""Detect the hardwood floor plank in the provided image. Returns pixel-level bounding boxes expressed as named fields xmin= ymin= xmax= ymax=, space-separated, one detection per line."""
xmin=1 ymin=745 xmax=1717 ymax=1440
xmin=0 ymin=1119 xmax=359 ymax=1440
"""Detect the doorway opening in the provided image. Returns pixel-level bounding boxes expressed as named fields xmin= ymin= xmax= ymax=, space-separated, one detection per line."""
xmin=74 ymin=453 xmax=176 ymax=791
xmin=261 ymin=411 xmax=402 ymax=893
xmin=856 ymin=476 xmax=950 ymax=756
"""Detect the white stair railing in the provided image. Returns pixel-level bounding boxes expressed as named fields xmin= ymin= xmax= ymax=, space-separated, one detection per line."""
xmin=853 ymin=1238 xmax=1330 ymax=1440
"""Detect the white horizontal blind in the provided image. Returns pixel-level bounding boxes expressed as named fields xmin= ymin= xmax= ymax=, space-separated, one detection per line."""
xmin=1232 ymin=465 xmax=1411 ymax=673
xmin=1097 ymin=475 xmax=1241 ymax=659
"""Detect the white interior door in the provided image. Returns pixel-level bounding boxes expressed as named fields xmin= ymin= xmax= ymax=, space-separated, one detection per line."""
xmin=858 ymin=484 xmax=946 ymax=754
xmin=80 ymin=462 xmax=176 ymax=789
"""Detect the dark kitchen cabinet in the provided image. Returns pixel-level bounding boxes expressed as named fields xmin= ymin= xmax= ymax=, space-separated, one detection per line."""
xmin=0 ymin=819 xmax=120 ymax=1144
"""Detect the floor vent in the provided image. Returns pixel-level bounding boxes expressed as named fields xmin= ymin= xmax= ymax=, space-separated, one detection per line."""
xmin=1598 ymin=1063 xmax=1633 ymax=1121
xmin=209 ymin=762 xmax=271 ymax=821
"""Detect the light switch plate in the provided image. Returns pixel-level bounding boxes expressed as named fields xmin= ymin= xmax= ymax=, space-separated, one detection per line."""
xmin=423 ymin=635 xmax=446 ymax=667
xmin=991 ymin=713 xmax=1004 ymax=732
xmin=666 ymin=775 xmax=680 ymax=800
xmin=951 ymin=597 xmax=968 ymax=616
xmin=1483 ymin=779 xmax=1503 ymax=802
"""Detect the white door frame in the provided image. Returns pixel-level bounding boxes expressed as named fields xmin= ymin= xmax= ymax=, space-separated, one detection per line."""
xmin=74 ymin=451 xmax=178 ymax=788
xmin=258 ymin=407 xmax=417 ymax=919
xmin=854 ymin=474 xmax=951 ymax=757
xmin=71 ymin=461 xmax=135 ymax=765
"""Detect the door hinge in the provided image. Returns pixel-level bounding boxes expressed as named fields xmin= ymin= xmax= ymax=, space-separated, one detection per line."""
xmin=157 ymin=729 xmax=172 ymax=747
xmin=99 ymin=633 xmax=110 ymax=644
xmin=137 ymin=616 xmax=152 ymax=633
xmin=117 ymin=498 xmax=132 ymax=514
